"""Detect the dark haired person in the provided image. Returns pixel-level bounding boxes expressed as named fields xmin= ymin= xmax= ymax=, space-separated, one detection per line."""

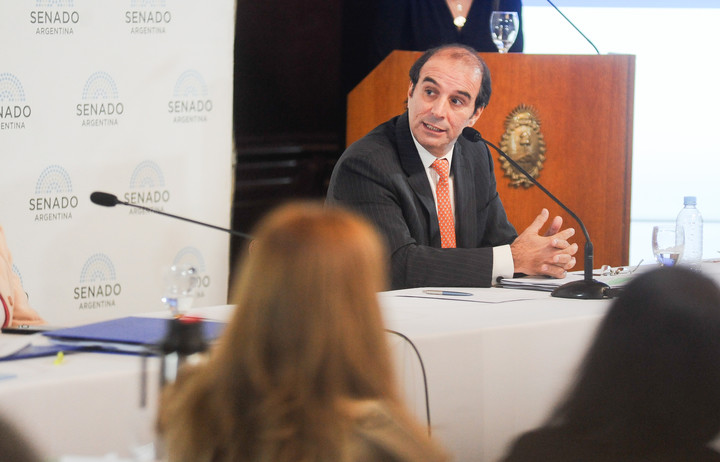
xmin=501 ymin=266 xmax=720 ymax=462
xmin=327 ymin=44 xmax=576 ymax=289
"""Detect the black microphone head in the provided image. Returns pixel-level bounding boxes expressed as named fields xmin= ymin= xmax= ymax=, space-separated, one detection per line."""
xmin=462 ymin=127 xmax=483 ymax=142
xmin=90 ymin=191 xmax=119 ymax=207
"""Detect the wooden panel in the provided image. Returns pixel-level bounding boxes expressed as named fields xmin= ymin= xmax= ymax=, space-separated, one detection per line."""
xmin=347 ymin=51 xmax=635 ymax=267
xmin=230 ymin=146 xmax=338 ymax=268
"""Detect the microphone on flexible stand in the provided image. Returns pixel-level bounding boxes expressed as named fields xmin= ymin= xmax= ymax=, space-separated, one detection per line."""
xmin=461 ymin=127 xmax=611 ymax=299
xmin=89 ymin=191 xmax=253 ymax=241
xmin=91 ymin=190 xmax=244 ymax=462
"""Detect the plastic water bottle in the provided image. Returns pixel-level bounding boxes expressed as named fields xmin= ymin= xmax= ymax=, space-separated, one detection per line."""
xmin=676 ymin=196 xmax=703 ymax=269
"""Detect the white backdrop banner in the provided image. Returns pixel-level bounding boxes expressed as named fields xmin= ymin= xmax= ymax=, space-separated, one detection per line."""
xmin=0 ymin=0 xmax=235 ymax=325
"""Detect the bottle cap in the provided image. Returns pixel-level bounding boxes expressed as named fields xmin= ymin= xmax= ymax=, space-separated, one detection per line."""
xmin=683 ymin=196 xmax=697 ymax=206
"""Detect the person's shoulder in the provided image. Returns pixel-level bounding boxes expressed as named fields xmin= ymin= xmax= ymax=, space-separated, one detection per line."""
xmin=500 ymin=427 xmax=605 ymax=462
xmin=345 ymin=115 xmax=401 ymax=154
xmin=344 ymin=399 xmax=446 ymax=462
xmin=501 ymin=426 xmax=720 ymax=462
xmin=348 ymin=399 xmax=411 ymax=442
xmin=0 ymin=225 xmax=10 ymax=260
xmin=500 ymin=427 xmax=563 ymax=460
xmin=336 ymin=116 xmax=404 ymax=175
xmin=695 ymin=447 xmax=720 ymax=462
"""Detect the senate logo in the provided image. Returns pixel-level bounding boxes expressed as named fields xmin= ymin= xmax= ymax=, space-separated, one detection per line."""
xmin=74 ymin=253 xmax=122 ymax=310
xmin=125 ymin=0 xmax=172 ymax=35
xmin=29 ymin=164 xmax=78 ymax=222
xmin=0 ymin=73 xmax=31 ymax=131
xmin=168 ymin=70 xmax=213 ymax=124
xmin=123 ymin=160 xmax=171 ymax=215
xmin=76 ymin=72 xmax=125 ymax=128
xmin=30 ymin=0 xmax=80 ymax=36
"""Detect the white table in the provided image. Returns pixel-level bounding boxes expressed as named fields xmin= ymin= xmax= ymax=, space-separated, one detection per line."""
xmin=0 ymin=305 xmax=235 ymax=460
xmin=0 ymin=349 xmax=161 ymax=459
xmin=1 ymin=263 xmax=718 ymax=461
xmin=385 ymin=261 xmax=720 ymax=461
xmin=383 ymin=287 xmax=609 ymax=461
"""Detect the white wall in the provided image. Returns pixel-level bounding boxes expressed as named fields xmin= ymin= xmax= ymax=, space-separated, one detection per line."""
xmin=0 ymin=2 xmax=235 ymax=325
xmin=521 ymin=0 xmax=720 ymax=266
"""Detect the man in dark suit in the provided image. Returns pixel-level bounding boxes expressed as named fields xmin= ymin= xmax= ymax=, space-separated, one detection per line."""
xmin=327 ymin=44 xmax=577 ymax=290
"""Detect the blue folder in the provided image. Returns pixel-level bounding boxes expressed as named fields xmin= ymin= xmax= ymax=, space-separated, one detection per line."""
xmin=41 ymin=316 xmax=226 ymax=354
xmin=0 ymin=344 xmax=83 ymax=362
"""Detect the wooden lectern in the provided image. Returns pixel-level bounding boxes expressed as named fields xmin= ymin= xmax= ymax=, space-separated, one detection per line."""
xmin=347 ymin=51 xmax=635 ymax=268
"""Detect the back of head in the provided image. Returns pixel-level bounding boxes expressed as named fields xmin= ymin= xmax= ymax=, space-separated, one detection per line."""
xmin=552 ymin=266 xmax=720 ymax=449
xmin=228 ymin=203 xmax=447 ymax=461
xmin=225 ymin=201 xmax=393 ymax=401
xmin=160 ymin=201 xmax=412 ymax=462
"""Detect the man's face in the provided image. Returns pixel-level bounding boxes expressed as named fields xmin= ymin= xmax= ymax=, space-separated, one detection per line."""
xmin=407 ymin=50 xmax=484 ymax=158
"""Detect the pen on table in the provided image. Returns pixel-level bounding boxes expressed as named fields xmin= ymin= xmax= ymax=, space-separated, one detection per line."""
xmin=423 ymin=290 xmax=473 ymax=296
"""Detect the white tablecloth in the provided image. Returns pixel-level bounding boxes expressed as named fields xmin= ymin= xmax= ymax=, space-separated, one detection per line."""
xmin=1 ymin=262 xmax=719 ymax=461
xmin=0 ymin=305 xmax=235 ymax=460
xmin=382 ymin=287 xmax=609 ymax=461
xmin=0 ymin=350 xmax=160 ymax=459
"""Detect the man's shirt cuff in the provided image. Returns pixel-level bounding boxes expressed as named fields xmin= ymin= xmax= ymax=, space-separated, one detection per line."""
xmin=492 ymin=244 xmax=514 ymax=284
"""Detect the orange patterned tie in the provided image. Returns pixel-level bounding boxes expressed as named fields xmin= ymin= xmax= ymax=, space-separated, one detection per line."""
xmin=431 ymin=158 xmax=456 ymax=248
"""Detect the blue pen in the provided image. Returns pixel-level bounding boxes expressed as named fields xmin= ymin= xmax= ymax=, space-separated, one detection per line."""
xmin=423 ymin=290 xmax=473 ymax=296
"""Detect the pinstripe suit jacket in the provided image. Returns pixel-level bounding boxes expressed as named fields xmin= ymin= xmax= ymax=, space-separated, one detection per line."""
xmin=327 ymin=112 xmax=517 ymax=289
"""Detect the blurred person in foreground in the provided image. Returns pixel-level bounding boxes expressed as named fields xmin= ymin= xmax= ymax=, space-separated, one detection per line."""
xmin=500 ymin=266 xmax=720 ymax=462
xmin=157 ymin=202 xmax=446 ymax=462
xmin=0 ymin=226 xmax=44 ymax=328
xmin=0 ymin=414 xmax=42 ymax=462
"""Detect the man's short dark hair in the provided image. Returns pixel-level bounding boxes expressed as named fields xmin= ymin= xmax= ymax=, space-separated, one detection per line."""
xmin=408 ymin=43 xmax=492 ymax=112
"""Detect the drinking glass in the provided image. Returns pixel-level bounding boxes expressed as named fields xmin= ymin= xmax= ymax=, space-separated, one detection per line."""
xmin=161 ymin=264 xmax=200 ymax=316
xmin=652 ymin=225 xmax=684 ymax=267
xmin=490 ymin=11 xmax=519 ymax=53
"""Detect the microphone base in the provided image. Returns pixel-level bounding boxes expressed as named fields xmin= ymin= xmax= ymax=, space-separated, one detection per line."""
xmin=551 ymin=279 xmax=612 ymax=299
